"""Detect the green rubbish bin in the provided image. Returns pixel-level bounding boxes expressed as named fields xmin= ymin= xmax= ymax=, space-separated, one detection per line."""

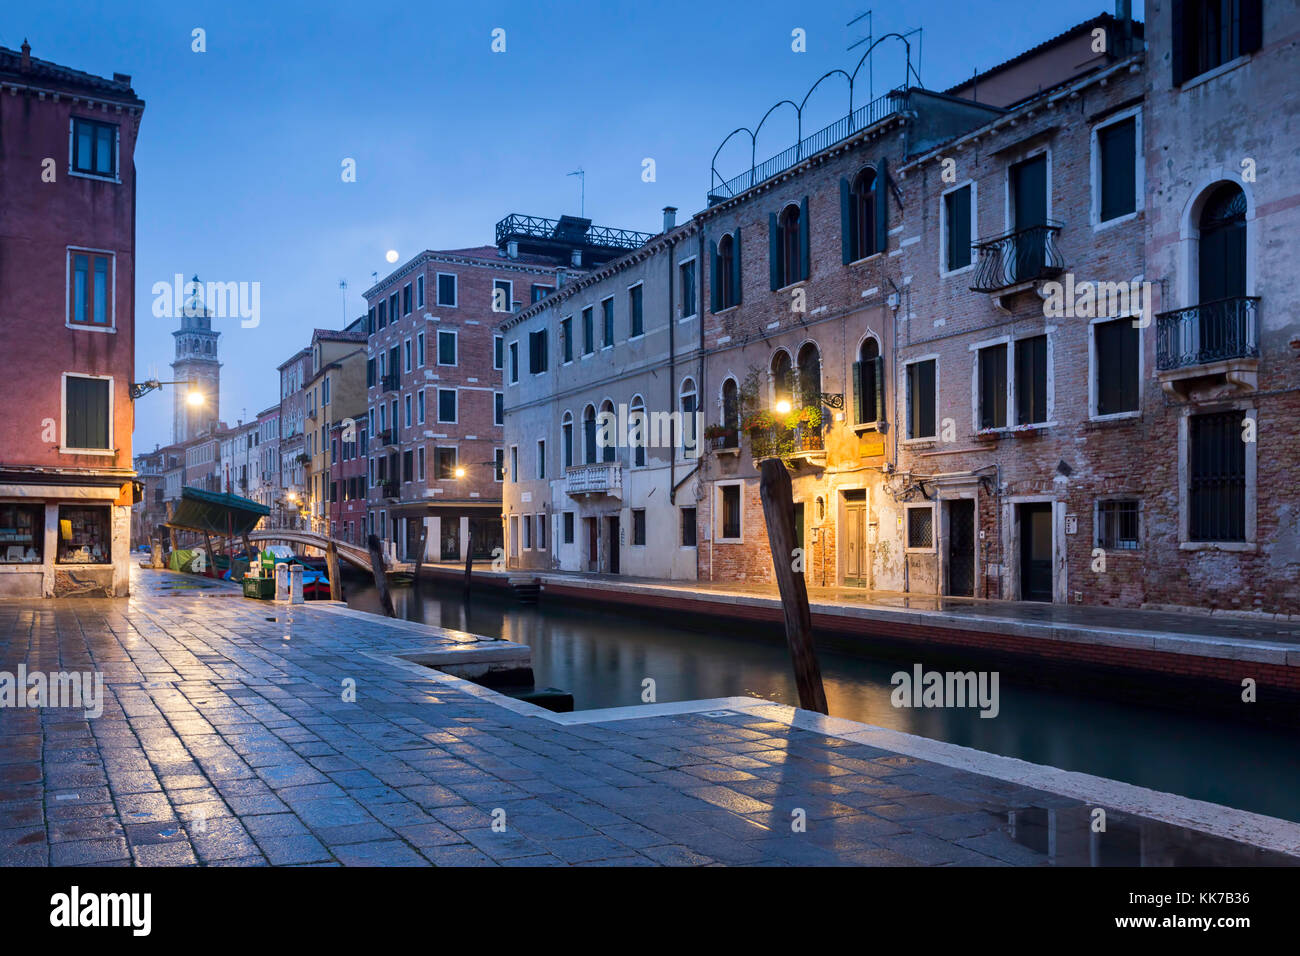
xmin=242 ymin=575 xmax=275 ymax=600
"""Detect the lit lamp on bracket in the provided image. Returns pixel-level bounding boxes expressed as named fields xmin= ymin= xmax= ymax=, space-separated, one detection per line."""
xmin=129 ymin=378 xmax=205 ymax=405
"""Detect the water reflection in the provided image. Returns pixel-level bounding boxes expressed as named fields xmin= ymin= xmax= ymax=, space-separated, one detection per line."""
xmin=345 ymin=575 xmax=1300 ymax=824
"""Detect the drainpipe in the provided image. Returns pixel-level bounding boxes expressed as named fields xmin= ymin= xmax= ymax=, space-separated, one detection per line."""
xmin=667 ymin=225 xmax=677 ymax=505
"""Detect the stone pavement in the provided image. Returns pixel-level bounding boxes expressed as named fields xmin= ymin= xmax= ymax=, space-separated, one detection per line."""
xmin=0 ymin=567 xmax=1295 ymax=867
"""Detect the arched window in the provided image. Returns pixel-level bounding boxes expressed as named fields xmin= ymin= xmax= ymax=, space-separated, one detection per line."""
xmin=856 ymin=337 xmax=883 ymax=425
xmin=721 ymin=377 xmax=740 ymax=439
xmin=852 ymin=167 xmax=878 ymax=260
xmin=599 ymin=399 xmax=616 ymax=463
xmin=679 ymin=378 xmax=698 ymax=455
xmin=583 ymin=404 xmax=597 ymax=464
xmin=562 ymin=411 xmax=574 ymax=469
xmin=797 ymin=342 xmax=821 ymax=407
xmin=771 ymin=351 xmax=793 ymax=408
xmin=629 ymin=395 xmax=646 ymax=467
xmin=779 ymin=204 xmax=801 ymax=287
xmin=717 ymin=234 xmax=735 ymax=310
xmin=1198 ymin=182 xmax=1247 ymax=304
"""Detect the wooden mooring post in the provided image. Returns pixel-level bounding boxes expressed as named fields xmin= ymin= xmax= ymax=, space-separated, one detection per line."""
xmin=463 ymin=531 xmax=474 ymax=597
xmin=758 ymin=458 xmax=828 ymax=715
xmin=412 ymin=524 xmax=428 ymax=589
xmin=367 ymin=534 xmax=396 ymax=618
xmin=326 ymin=540 xmax=342 ymax=602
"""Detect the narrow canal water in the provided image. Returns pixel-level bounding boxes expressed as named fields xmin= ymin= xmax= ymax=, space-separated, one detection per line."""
xmin=344 ymin=575 xmax=1300 ymax=824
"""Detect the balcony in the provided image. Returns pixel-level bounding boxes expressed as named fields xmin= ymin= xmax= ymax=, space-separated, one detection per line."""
xmin=708 ymin=428 xmax=740 ymax=455
xmin=970 ymin=222 xmax=1065 ymax=297
xmin=381 ymin=480 xmax=399 ymax=500
xmin=1156 ymin=296 xmax=1260 ymax=398
xmin=565 ymin=462 xmax=622 ymax=498
xmin=381 ymin=372 xmax=401 ymax=393
xmin=750 ymin=423 xmax=825 ymax=465
xmin=373 ymin=429 xmax=395 ymax=447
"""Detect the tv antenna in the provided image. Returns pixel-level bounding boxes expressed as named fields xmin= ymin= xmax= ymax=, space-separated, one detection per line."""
xmin=338 ymin=278 xmax=348 ymax=324
xmin=567 ymin=168 xmax=585 ymax=217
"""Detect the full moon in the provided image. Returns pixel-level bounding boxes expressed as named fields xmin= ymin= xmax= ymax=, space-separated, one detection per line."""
xmin=385 ymin=249 xmax=398 ymax=263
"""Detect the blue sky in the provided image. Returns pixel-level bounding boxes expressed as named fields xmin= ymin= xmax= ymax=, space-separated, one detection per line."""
xmin=7 ymin=0 xmax=1140 ymax=450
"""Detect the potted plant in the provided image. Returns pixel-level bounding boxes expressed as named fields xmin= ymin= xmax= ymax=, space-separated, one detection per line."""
xmin=703 ymin=423 xmax=738 ymax=450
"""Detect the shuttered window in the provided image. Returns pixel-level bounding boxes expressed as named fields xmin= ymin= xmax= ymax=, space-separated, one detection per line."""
xmin=907 ymin=360 xmax=936 ymax=439
xmin=582 ymin=307 xmax=594 ymax=354
xmin=978 ymin=344 xmax=1008 ymax=429
xmin=1015 ymin=336 xmax=1048 ymax=425
xmin=1189 ymin=411 xmax=1246 ymax=542
xmin=528 ymin=330 xmax=548 ymax=374
xmin=629 ymin=285 xmax=644 ymax=337
xmin=65 ymin=376 xmax=111 ymax=450
xmin=1095 ymin=318 xmax=1139 ymax=415
xmin=945 ymin=185 xmax=973 ymax=270
xmin=1098 ymin=117 xmax=1137 ymax=222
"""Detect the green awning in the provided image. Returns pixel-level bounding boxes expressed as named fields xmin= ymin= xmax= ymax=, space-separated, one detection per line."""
xmin=165 ymin=487 xmax=270 ymax=537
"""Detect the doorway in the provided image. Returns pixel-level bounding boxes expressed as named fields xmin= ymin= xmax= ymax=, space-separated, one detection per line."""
xmin=1017 ymin=502 xmax=1053 ymax=602
xmin=585 ymin=517 xmax=598 ymax=572
xmin=440 ymin=518 xmax=459 ymax=561
xmin=606 ymin=515 xmax=620 ymax=574
xmin=945 ymin=499 xmax=976 ymax=597
xmin=1012 ymin=154 xmax=1048 ymax=281
xmin=842 ymin=490 xmax=867 ymax=588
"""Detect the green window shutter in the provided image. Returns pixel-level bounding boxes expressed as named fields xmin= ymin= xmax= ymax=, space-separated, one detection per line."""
xmin=874 ymin=158 xmax=889 ymax=255
xmin=852 ymin=361 xmax=863 ymax=424
xmin=799 ymin=196 xmax=811 ymax=281
xmin=840 ymin=178 xmax=853 ymax=264
xmin=732 ymin=227 xmax=742 ymax=306
xmin=1240 ymin=0 xmax=1262 ymax=55
xmin=709 ymin=240 xmax=720 ymax=313
xmin=1170 ymin=0 xmax=1186 ymax=85
xmin=769 ymin=213 xmax=781 ymax=291
xmin=873 ymin=354 xmax=885 ymax=423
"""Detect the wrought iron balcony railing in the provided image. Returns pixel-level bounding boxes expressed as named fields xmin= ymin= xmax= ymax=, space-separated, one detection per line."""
xmin=969 ymin=222 xmax=1065 ymax=293
xmin=381 ymin=372 xmax=401 ymax=392
xmin=372 ymin=429 xmax=395 ymax=447
xmin=750 ymin=424 xmax=825 ymax=460
xmin=381 ymin=481 xmax=399 ymax=500
xmin=1156 ymin=296 xmax=1260 ymax=371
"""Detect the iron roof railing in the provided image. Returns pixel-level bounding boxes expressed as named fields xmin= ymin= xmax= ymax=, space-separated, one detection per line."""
xmin=495 ymin=214 xmax=656 ymax=252
xmin=709 ymin=88 xmax=909 ymax=204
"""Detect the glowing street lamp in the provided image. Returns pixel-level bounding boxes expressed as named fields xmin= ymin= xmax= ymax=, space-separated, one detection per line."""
xmin=454 ymin=466 xmax=467 ymax=479
xmin=774 ymin=399 xmax=792 ymax=415
xmin=186 ymin=388 xmax=205 ymax=407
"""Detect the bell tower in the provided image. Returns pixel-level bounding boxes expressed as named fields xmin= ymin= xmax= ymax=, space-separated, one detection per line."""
xmin=171 ymin=275 xmax=221 ymax=444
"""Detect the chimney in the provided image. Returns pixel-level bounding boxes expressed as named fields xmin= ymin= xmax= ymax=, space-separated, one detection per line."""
xmin=507 ymin=240 xmax=518 ymax=259
xmin=662 ymin=206 xmax=678 ymax=232
xmin=113 ymin=72 xmax=132 ymax=86
xmin=20 ymin=39 xmax=31 ymax=72
xmin=570 ymin=248 xmax=582 ymax=268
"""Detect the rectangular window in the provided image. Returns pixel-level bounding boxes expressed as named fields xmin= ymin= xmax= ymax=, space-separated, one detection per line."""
xmin=416 ymin=274 xmax=425 ymax=308
xmin=404 ymin=394 xmax=412 ymax=428
xmin=403 ymin=450 xmax=414 ymax=483
xmin=944 ymin=185 xmax=973 ymax=271
xmin=403 ymin=283 xmax=412 ymax=315
xmin=389 ymin=293 xmax=398 ymax=325
xmin=680 ymin=260 xmax=697 ymax=317
xmin=378 ymin=299 xmax=387 ymax=328
xmin=494 ymin=448 xmax=505 ymax=482
xmin=602 ymin=297 xmax=615 ymax=347
xmin=64 ymin=375 xmax=111 ymax=450
xmin=629 ymin=285 xmax=644 ymax=337
xmin=907 ymin=506 xmax=935 ymax=550
xmin=438 ymin=330 xmax=457 ymax=366
xmin=57 ymin=505 xmax=111 ymax=564
xmin=509 ymin=342 xmax=519 ymax=383
xmin=437 ymin=388 xmax=457 ymax=423
xmin=632 ymin=509 xmax=646 ymax=546
xmin=494 ymin=392 xmax=504 ymax=426
xmin=523 ymin=515 xmax=532 ymax=549
xmin=528 ymin=329 xmax=548 ymax=374
xmin=510 ymin=446 xmax=518 ymax=484
xmin=907 ymin=360 xmax=936 ymax=439
xmin=563 ymin=511 xmax=575 ymax=544
xmin=537 ymin=513 xmax=547 ymax=550
xmin=1015 ymin=335 xmax=1048 ymax=425
xmin=720 ymin=485 xmax=741 ymax=540
xmin=69 ymin=251 xmax=113 ymax=326
xmin=978 ymin=343 xmax=1008 ymax=430
xmin=561 ymin=317 xmax=573 ymax=363
xmin=404 ymin=339 xmax=412 ymax=373
xmin=494 ymin=280 xmax=513 ymax=313
xmin=1097 ymin=500 xmax=1140 ymax=551
xmin=1189 ymin=411 xmax=1246 ymax=542
xmin=437 ymin=273 xmax=457 ymax=307
xmin=71 ymin=118 xmax=117 ymax=178
xmin=531 ymin=284 xmax=554 ymax=303
xmin=1095 ymin=318 xmax=1139 ymax=415
xmin=1174 ymin=0 xmax=1261 ymax=86
xmin=1098 ymin=117 xmax=1137 ymax=222
xmin=417 ymin=332 xmax=425 ymax=367
xmin=681 ymin=507 xmax=697 ymax=547
xmin=537 ymin=440 xmax=546 ymax=480
xmin=0 ymin=503 xmax=44 ymax=564
xmin=582 ymin=307 xmax=594 ymax=355
xmin=494 ymin=335 xmax=504 ymax=371
xmin=435 ymin=446 xmax=457 ymax=480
